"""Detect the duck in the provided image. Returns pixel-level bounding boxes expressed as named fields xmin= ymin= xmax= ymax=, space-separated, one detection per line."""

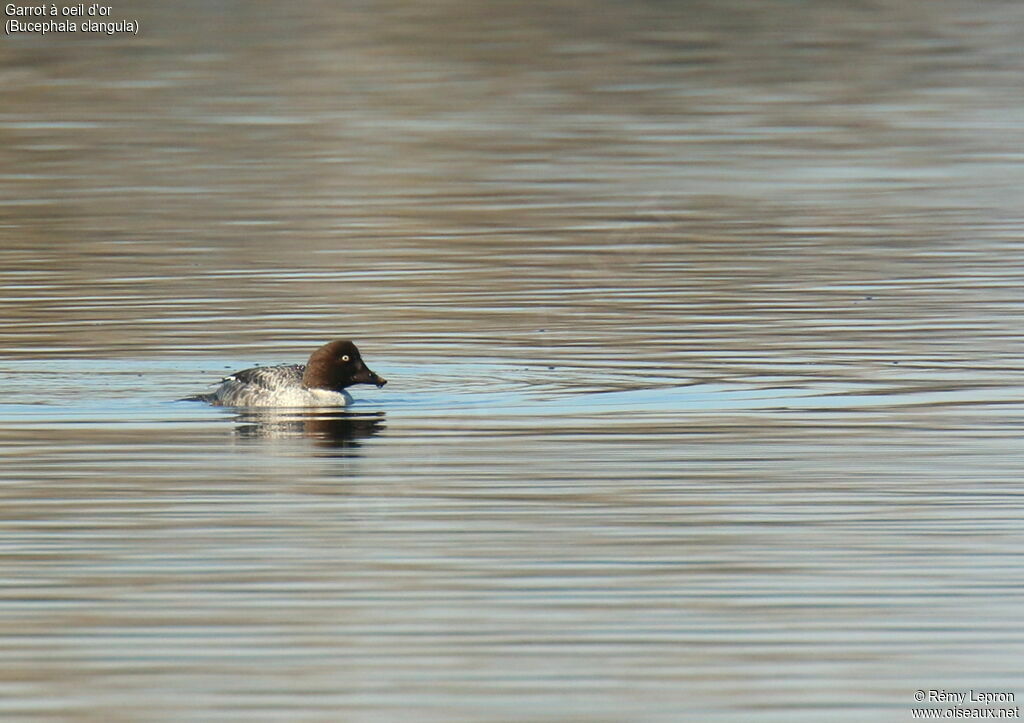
xmin=186 ymin=339 xmax=387 ymax=407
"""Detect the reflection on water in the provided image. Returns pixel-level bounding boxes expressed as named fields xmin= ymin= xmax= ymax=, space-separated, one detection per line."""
xmin=3 ymin=0 xmax=1024 ymax=720
xmin=232 ymin=409 xmax=386 ymax=448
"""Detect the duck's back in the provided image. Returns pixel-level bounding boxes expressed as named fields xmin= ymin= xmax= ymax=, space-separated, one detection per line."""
xmin=230 ymin=364 xmax=305 ymax=389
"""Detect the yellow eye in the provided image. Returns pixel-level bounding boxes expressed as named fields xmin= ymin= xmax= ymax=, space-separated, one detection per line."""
xmin=341 ymin=355 xmax=350 ymax=362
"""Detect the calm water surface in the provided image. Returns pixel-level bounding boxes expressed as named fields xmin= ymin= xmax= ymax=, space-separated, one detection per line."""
xmin=3 ymin=1 xmax=1024 ymax=720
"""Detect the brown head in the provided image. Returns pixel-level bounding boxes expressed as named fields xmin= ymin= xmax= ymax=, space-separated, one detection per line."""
xmin=301 ymin=340 xmax=387 ymax=392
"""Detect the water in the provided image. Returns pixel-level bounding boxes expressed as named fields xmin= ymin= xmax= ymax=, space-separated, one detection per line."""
xmin=3 ymin=1 xmax=1024 ymax=720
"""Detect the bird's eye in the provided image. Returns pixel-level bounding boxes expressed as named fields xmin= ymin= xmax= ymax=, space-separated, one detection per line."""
xmin=341 ymin=355 xmax=350 ymax=362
